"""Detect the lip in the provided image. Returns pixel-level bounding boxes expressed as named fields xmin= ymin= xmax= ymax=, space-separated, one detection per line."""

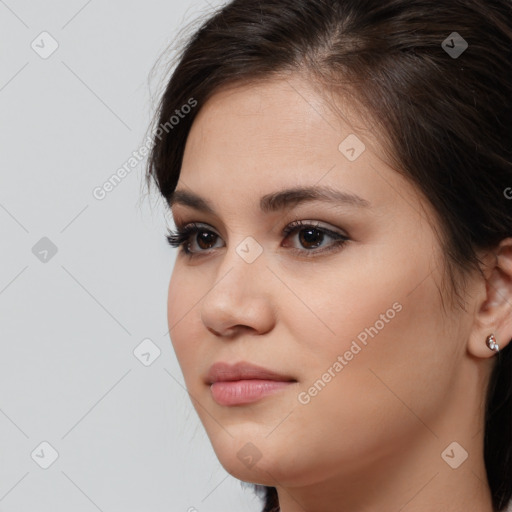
xmin=206 ymin=361 xmax=296 ymax=384
xmin=206 ymin=362 xmax=297 ymax=406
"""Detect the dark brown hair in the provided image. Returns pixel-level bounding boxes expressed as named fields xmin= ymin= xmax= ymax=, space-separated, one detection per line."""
xmin=145 ymin=1 xmax=512 ymax=510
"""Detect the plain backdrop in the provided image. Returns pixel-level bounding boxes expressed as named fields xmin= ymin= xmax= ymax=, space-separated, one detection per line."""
xmin=0 ymin=0 xmax=261 ymax=511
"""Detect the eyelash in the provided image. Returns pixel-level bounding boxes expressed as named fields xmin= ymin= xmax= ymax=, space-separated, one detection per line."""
xmin=165 ymin=220 xmax=350 ymax=258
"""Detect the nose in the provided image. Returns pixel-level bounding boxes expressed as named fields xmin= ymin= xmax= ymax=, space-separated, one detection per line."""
xmin=200 ymin=243 xmax=276 ymax=338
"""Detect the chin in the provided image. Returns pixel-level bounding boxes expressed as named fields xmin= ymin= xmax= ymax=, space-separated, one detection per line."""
xmin=211 ymin=433 xmax=314 ymax=490
xmin=205 ymin=432 xmax=280 ymax=483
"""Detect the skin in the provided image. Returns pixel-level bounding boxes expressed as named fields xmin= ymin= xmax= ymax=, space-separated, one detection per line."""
xmin=166 ymin=74 xmax=512 ymax=512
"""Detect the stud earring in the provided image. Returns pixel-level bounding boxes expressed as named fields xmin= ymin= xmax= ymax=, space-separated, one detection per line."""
xmin=486 ymin=334 xmax=499 ymax=353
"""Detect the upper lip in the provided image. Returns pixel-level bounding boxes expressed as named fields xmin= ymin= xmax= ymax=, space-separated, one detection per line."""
xmin=206 ymin=361 xmax=297 ymax=384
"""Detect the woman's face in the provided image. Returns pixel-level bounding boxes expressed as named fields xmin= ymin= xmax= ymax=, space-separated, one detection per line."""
xmin=166 ymin=75 xmax=477 ymax=491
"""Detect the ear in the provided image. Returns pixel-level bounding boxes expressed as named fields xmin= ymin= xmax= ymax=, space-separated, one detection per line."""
xmin=468 ymin=237 xmax=512 ymax=359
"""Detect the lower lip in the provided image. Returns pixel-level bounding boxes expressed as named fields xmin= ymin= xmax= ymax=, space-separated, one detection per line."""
xmin=210 ymin=379 xmax=295 ymax=406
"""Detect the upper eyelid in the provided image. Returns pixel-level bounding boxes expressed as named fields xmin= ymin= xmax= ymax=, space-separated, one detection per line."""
xmin=167 ymin=220 xmax=351 ymax=258
xmin=175 ymin=220 xmax=349 ymax=242
xmin=174 ymin=219 xmax=345 ymax=233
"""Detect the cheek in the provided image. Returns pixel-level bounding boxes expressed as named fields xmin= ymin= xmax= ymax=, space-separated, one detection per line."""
xmin=276 ymin=246 xmax=421 ymax=356
xmin=167 ymin=267 xmax=204 ymax=380
xmin=275 ymin=252 xmax=454 ymax=462
xmin=298 ymin=231 xmax=450 ymax=372
xmin=338 ymin=257 xmax=451 ymax=400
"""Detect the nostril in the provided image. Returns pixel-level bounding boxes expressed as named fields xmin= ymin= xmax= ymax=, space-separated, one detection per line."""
xmin=207 ymin=325 xmax=255 ymax=338
xmin=207 ymin=326 xmax=222 ymax=336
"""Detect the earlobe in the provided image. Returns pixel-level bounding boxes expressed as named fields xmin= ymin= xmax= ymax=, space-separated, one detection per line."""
xmin=469 ymin=330 xmax=504 ymax=359
xmin=485 ymin=333 xmax=500 ymax=353
xmin=468 ymin=238 xmax=512 ymax=359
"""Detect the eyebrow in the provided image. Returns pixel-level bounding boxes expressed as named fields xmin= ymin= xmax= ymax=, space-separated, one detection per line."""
xmin=168 ymin=185 xmax=371 ymax=214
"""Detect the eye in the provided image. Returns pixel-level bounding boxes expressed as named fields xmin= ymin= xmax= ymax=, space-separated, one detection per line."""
xmin=280 ymin=220 xmax=349 ymax=257
xmin=165 ymin=220 xmax=350 ymax=258
xmin=166 ymin=223 xmax=222 ymax=255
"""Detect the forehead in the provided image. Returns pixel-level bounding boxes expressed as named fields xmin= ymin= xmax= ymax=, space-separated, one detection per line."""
xmin=176 ymin=75 xmax=422 ymax=221
xmin=182 ymin=75 xmax=380 ymax=164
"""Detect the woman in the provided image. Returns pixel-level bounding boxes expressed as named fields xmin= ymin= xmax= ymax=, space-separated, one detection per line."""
xmin=145 ymin=1 xmax=512 ymax=510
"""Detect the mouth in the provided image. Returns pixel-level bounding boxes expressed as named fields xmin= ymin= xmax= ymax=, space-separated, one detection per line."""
xmin=205 ymin=361 xmax=297 ymax=406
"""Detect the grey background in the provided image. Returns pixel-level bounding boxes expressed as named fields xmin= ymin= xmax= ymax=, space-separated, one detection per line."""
xmin=0 ymin=0 xmax=260 ymax=511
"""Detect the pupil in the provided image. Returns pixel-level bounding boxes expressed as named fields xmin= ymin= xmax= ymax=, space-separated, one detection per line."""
xmin=197 ymin=231 xmax=216 ymax=249
xmin=300 ymin=228 xmax=323 ymax=248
